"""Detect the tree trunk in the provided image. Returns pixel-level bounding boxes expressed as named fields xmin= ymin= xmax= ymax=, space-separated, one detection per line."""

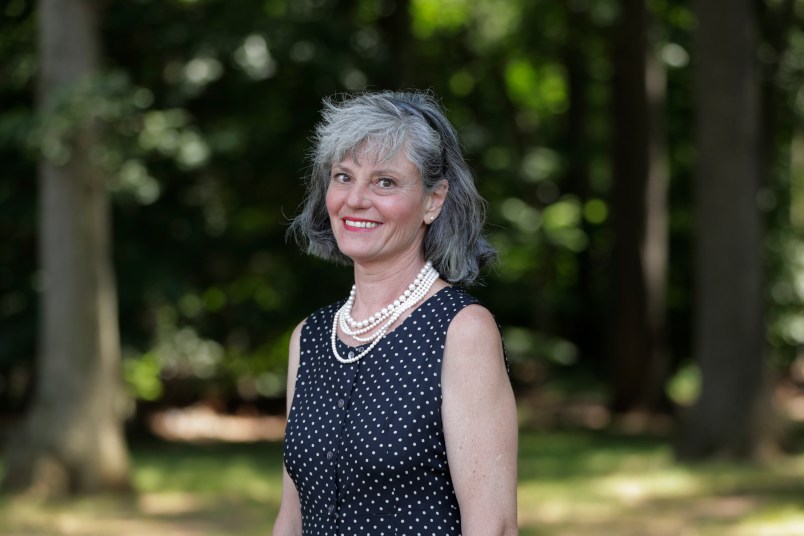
xmin=609 ymin=0 xmax=670 ymax=413
xmin=3 ymin=0 xmax=130 ymax=496
xmin=376 ymin=0 xmax=413 ymax=88
xmin=563 ymin=7 xmax=595 ymax=363
xmin=676 ymin=0 xmax=776 ymax=460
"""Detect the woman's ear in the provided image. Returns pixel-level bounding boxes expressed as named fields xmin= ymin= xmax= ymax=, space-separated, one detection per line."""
xmin=424 ymin=180 xmax=448 ymax=224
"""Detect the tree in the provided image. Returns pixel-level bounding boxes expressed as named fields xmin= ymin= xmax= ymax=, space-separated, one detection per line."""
xmin=609 ymin=0 xmax=670 ymax=413
xmin=3 ymin=0 xmax=130 ymax=496
xmin=676 ymin=0 xmax=776 ymax=459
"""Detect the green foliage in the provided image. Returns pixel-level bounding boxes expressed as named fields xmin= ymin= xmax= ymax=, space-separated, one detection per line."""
xmin=410 ymin=0 xmax=470 ymax=38
xmin=505 ymin=58 xmax=569 ymax=114
xmin=762 ymin=0 xmax=804 ymax=367
xmin=665 ymin=362 xmax=701 ymax=406
xmin=125 ymin=351 xmax=164 ymax=401
xmin=122 ymin=303 xmax=294 ymax=402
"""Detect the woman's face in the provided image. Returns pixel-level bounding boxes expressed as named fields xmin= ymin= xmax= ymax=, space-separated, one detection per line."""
xmin=325 ymin=150 xmax=444 ymax=269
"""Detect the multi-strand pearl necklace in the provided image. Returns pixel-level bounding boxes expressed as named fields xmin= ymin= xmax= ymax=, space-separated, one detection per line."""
xmin=331 ymin=261 xmax=440 ymax=364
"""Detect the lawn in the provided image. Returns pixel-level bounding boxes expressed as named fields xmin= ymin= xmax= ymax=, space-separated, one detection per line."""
xmin=1 ymin=429 xmax=803 ymax=535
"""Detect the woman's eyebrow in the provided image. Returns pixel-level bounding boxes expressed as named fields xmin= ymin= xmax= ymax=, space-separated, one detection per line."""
xmin=371 ymin=168 xmax=402 ymax=175
xmin=331 ymin=163 xmax=352 ymax=173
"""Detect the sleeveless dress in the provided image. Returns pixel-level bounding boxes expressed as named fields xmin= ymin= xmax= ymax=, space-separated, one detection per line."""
xmin=284 ymin=286 xmax=489 ymax=536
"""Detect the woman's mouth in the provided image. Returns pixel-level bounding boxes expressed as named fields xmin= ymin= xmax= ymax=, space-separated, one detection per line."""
xmin=344 ymin=218 xmax=382 ymax=230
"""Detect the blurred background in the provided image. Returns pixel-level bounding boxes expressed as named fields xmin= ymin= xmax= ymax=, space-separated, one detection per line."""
xmin=1 ymin=0 xmax=804 ymax=534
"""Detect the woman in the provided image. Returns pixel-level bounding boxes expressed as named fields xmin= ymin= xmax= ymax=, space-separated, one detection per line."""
xmin=274 ymin=91 xmax=518 ymax=536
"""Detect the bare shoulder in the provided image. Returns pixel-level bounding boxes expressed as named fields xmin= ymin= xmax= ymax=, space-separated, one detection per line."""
xmin=443 ymin=303 xmax=506 ymax=380
xmin=449 ymin=303 xmax=499 ymax=337
xmin=447 ymin=303 xmax=500 ymax=346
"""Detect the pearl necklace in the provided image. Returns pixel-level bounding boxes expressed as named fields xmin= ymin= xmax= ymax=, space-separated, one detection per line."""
xmin=331 ymin=261 xmax=439 ymax=364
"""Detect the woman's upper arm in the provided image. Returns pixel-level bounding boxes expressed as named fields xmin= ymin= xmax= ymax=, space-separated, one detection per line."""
xmin=442 ymin=305 xmax=518 ymax=535
xmin=272 ymin=319 xmax=305 ymax=536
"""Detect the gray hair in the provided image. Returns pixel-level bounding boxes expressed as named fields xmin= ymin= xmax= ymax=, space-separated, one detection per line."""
xmin=287 ymin=90 xmax=496 ymax=285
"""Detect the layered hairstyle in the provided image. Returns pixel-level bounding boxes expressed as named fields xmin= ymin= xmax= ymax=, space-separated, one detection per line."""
xmin=288 ymin=90 xmax=496 ymax=285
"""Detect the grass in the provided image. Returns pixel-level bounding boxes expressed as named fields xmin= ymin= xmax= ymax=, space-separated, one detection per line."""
xmin=517 ymin=431 xmax=804 ymax=535
xmin=1 ymin=430 xmax=803 ymax=535
xmin=0 ymin=440 xmax=286 ymax=536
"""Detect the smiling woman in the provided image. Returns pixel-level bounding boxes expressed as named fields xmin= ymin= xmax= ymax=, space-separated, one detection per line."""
xmin=276 ymin=91 xmax=518 ymax=536
xmin=288 ymin=91 xmax=494 ymax=284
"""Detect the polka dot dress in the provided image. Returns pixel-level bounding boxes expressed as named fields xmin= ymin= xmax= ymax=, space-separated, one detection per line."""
xmin=284 ymin=286 xmax=481 ymax=536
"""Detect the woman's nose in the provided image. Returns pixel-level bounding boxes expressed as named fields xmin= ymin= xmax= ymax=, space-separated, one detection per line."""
xmin=345 ymin=181 xmax=371 ymax=208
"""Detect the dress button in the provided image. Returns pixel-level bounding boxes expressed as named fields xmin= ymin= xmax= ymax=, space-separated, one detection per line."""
xmin=337 ymin=399 xmax=345 ymax=409
xmin=348 ymin=351 xmax=355 ymax=359
xmin=326 ymin=450 xmax=335 ymax=460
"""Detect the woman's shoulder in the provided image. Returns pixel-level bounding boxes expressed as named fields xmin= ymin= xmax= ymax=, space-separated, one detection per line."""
xmin=431 ymin=287 xmax=501 ymax=341
xmin=444 ymin=300 xmax=508 ymax=379
xmin=448 ymin=301 xmax=500 ymax=339
xmin=440 ymin=288 xmax=507 ymax=366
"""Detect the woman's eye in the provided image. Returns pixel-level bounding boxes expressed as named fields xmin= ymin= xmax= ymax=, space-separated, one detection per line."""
xmin=332 ymin=173 xmax=350 ymax=184
xmin=377 ymin=178 xmax=396 ymax=189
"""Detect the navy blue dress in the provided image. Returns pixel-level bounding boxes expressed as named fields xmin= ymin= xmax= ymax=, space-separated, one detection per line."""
xmin=283 ymin=286 xmax=483 ymax=535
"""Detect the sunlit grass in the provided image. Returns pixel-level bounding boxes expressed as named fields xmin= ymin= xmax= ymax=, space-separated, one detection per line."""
xmin=517 ymin=430 xmax=804 ymax=535
xmin=0 ymin=430 xmax=802 ymax=534
xmin=132 ymin=440 xmax=285 ymax=500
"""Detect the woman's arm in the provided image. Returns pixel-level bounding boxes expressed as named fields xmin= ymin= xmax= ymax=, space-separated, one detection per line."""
xmin=442 ymin=305 xmax=518 ymax=536
xmin=272 ymin=320 xmax=305 ymax=536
